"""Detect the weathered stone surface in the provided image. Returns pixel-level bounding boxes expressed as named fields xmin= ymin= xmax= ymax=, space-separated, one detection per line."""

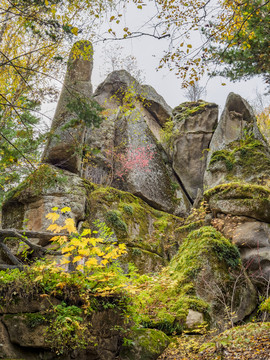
xmin=205 ymin=183 xmax=270 ymax=223
xmin=0 ymin=165 xmax=87 ymax=264
xmin=185 ymin=309 xmax=204 ymax=329
xmin=82 ymin=70 xmax=190 ymax=216
xmin=0 ymin=320 xmax=40 ymax=359
xmin=2 ymin=165 xmax=87 ymax=233
xmin=119 ymin=328 xmax=170 ymax=360
xmin=0 ymin=307 xmax=127 ymax=360
xmin=2 ymin=314 xmax=48 ymax=348
xmin=0 ymin=297 xmax=60 ymax=314
xmin=167 ymin=101 xmax=218 ymax=200
xmin=140 ymin=84 xmax=172 ymax=126
xmin=204 ymin=93 xmax=267 ymax=189
xmin=42 ymin=40 xmax=93 ymax=173
xmin=219 ymin=217 xmax=270 ymax=282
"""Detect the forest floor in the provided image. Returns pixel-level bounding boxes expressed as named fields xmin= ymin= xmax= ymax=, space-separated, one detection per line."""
xmin=158 ymin=322 xmax=270 ymax=360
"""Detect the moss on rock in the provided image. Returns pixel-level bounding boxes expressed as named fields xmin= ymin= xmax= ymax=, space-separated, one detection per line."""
xmin=134 ymin=226 xmax=255 ymax=333
xmin=204 ymin=182 xmax=270 ymax=222
xmin=208 ymin=137 xmax=270 ymax=186
xmin=119 ymin=328 xmax=170 ymax=360
xmin=84 ymin=180 xmax=184 ymax=272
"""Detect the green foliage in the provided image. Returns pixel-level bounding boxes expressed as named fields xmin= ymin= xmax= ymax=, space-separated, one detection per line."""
xmin=46 ymin=302 xmax=90 ymax=354
xmin=260 ymin=297 xmax=270 ymax=314
xmin=160 ymin=119 xmax=177 ymax=150
xmin=65 ymin=95 xmax=104 ymax=129
xmin=93 ymin=219 xmax=116 ymax=242
xmin=206 ymin=1 xmax=270 ymax=86
xmin=0 ymin=99 xmax=46 ymax=207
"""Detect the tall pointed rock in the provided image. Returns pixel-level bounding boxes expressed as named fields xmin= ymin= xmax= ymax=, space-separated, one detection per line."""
xmin=42 ymin=40 xmax=93 ymax=173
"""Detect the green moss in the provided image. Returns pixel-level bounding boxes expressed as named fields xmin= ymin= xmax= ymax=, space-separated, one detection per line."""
xmin=208 ymin=137 xmax=270 ymax=182
xmin=173 ymin=101 xmax=213 ymax=121
xmin=119 ymin=328 xmax=170 ymax=360
xmin=84 ymin=180 xmax=184 ymax=262
xmin=25 ymin=312 xmax=47 ymax=329
xmin=122 ymin=204 xmax=134 ymax=215
xmin=133 ymin=226 xmax=241 ymax=334
xmin=106 ymin=210 xmax=128 ymax=233
xmin=204 ymin=182 xmax=270 ymax=200
xmin=175 ymin=220 xmax=204 ymax=236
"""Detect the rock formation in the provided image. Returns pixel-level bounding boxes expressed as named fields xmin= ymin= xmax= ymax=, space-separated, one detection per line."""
xmin=1 ymin=41 xmax=270 ymax=359
xmin=42 ymin=40 xmax=94 ymax=174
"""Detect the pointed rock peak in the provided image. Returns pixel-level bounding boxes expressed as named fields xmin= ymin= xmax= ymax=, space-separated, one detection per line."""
xmin=94 ymin=70 xmax=139 ymax=98
xmin=140 ymin=84 xmax=172 ymax=126
xmin=66 ymin=40 xmax=93 ymax=84
xmin=42 ymin=40 xmax=94 ymax=174
xmin=94 ymin=70 xmax=172 ymax=126
xmin=225 ymin=92 xmax=256 ymax=122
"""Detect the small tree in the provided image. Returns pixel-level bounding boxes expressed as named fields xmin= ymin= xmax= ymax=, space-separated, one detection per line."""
xmin=183 ymin=81 xmax=206 ymax=102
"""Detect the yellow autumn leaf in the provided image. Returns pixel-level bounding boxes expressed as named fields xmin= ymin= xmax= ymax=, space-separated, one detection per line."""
xmin=85 ymin=258 xmax=98 ymax=267
xmin=72 ymin=255 xmax=83 ymax=263
xmin=94 ymin=248 xmax=105 ymax=257
xmin=61 ymin=206 xmax=71 ymax=213
xmin=89 ymin=238 xmax=97 ymax=246
xmin=60 ymin=258 xmax=70 ymax=265
xmin=81 ymin=229 xmax=91 ymax=236
xmin=64 ymin=218 xmax=77 ymax=234
xmin=46 ymin=212 xmax=60 ymax=223
xmin=101 ymin=259 xmax=108 ymax=266
xmin=47 ymin=223 xmax=62 ymax=233
xmin=34 ymin=275 xmax=43 ymax=282
xmin=78 ymin=248 xmax=90 ymax=256
xmin=76 ymin=264 xmax=84 ymax=271
xmin=71 ymin=27 xmax=78 ymax=36
xmin=119 ymin=243 xmax=126 ymax=250
xmin=61 ymin=245 xmax=76 ymax=253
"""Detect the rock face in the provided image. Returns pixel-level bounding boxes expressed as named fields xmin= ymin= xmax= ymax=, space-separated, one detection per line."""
xmin=169 ymin=101 xmax=218 ymax=200
xmin=1 ymin=164 xmax=87 ymax=233
xmin=119 ymin=328 xmax=170 ymax=360
xmin=211 ymin=215 xmax=270 ymax=285
xmin=0 ymin=299 xmax=129 ymax=360
xmin=42 ymin=40 xmax=94 ymax=174
xmin=82 ymin=70 xmax=190 ymax=216
xmin=204 ymin=92 xmax=267 ymax=189
xmin=203 ymin=93 xmax=270 ymax=284
xmin=0 ymin=164 xmax=183 ymax=273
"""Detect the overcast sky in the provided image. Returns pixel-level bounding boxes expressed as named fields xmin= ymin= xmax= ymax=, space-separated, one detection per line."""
xmin=44 ymin=2 xmax=269 ymax=123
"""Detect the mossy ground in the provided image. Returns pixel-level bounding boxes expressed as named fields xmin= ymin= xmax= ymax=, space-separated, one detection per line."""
xmin=158 ymin=322 xmax=270 ymax=360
